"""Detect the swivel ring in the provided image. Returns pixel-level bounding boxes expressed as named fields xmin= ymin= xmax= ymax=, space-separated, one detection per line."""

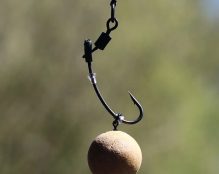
xmin=106 ymin=18 xmax=118 ymax=33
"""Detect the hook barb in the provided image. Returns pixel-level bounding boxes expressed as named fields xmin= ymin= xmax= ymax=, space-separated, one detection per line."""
xmin=128 ymin=91 xmax=139 ymax=105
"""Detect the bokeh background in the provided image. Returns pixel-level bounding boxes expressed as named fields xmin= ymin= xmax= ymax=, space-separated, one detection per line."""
xmin=0 ymin=0 xmax=219 ymax=174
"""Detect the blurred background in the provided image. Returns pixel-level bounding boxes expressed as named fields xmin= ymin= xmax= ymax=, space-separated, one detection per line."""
xmin=0 ymin=0 xmax=219 ymax=173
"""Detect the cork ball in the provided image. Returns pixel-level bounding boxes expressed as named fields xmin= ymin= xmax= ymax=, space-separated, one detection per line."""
xmin=88 ymin=131 xmax=142 ymax=174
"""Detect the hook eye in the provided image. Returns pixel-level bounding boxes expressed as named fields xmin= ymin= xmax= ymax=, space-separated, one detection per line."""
xmin=106 ymin=18 xmax=118 ymax=33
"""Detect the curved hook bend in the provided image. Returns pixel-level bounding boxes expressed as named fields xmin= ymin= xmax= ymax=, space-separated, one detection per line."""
xmin=122 ymin=91 xmax=143 ymax=124
xmin=87 ymin=60 xmax=143 ymax=128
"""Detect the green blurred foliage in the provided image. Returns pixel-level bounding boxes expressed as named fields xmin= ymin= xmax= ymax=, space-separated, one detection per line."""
xmin=0 ymin=0 xmax=219 ymax=174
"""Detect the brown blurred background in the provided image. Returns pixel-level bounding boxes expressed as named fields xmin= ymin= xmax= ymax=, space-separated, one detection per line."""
xmin=0 ymin=0 xmax=219 ymax=173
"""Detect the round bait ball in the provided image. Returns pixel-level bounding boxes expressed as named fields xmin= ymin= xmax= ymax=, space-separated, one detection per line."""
xmin=88 ymin=131 xmax=142 ymax=174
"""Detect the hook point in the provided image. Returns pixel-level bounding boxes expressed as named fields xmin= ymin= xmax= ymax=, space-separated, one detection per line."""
xmin=128 ymin=91 xmax=138 ymax=105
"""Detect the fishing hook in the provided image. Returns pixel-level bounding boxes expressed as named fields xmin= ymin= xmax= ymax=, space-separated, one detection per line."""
xmin=83 ymin=40 xmax=143 ymax=130
xmin=82 ymin=0 xmax=143 ymax=130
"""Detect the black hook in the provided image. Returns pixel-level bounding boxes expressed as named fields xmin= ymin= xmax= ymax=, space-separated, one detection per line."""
xmin=82 ymin=0 xmax=143 ymax=130
xmin=83 ymin=40 xmax=143 ymax=130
